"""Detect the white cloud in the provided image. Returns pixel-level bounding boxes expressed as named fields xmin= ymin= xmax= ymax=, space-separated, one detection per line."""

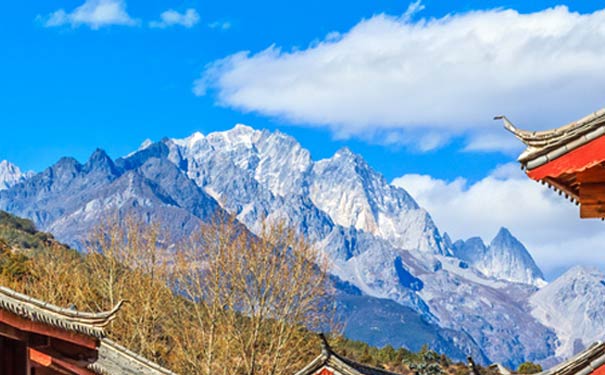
xmin=208 ymin=20 xmax=232 ymax=31
xmin=149 ymin=9 xmax=200 ymax=29
xmin=392 ymin=165 xmax=605 ymax=279
xmin=41 ymin=0 xmax=138 ymax=29
xmin=196 ymin=5 xmax=605 ymax=151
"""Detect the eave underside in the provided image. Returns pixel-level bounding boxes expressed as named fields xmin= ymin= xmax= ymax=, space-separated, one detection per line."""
xmin=523 ymin=135 xmax=605 ymax=219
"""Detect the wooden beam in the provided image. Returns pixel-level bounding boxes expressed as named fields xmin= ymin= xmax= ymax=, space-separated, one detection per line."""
xmin=0 ymin=321 xmax=29 ymax=341
xmin=29 ymin=347 xmax=98 ymax=375
xmin=50 ymin=337 xmax=98 ymax=364
xmin=577 ymin=165 xmax=605 ymax=184
xmin=579 ymin=183 xmax=605 ymax=218
xmin=0 ymin=310 xmax=98 ymax=350
xmin=580 ymin=204 xmax=605 ymax=218
xmin=580 ymin=183 xmax=605 ymax=205
xmin=30 ymin=348 xmax=53 ymax=367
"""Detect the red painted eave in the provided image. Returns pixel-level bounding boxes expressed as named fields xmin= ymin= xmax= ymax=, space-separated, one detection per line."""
xmin=526 ymin=136 xmax=605 ymax=181
xmin=592 ymin=363 xmax=605 ymax=375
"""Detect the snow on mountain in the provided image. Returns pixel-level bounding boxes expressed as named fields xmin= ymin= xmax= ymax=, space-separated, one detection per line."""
xmin=530 ymin=266 xmax=605 ymax=359
xmin=163 ymin=127 xmax=557 ymax=366
xmin=167 ymin=126 xmax=445 ymax=257
xmin=453 ymin=228 xmax=546 ymax=287
xmin=0 ymin=160 xmax=33 ymax=190
xmin=310 ymin=148 xmax=448 ymax=255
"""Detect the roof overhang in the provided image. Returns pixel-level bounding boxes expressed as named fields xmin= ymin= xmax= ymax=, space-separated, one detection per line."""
xmin=499 ymin=108 xmax=605 ymax=219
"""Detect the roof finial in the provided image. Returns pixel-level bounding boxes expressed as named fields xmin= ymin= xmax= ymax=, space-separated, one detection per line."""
xmin=494 ymin=115 xmax=519 ymax=135
xmin=319 ymin=333 xmax=331 ymax=357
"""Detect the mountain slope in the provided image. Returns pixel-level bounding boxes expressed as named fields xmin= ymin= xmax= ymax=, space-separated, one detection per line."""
xmin=0 ymin=147 xmax=224 ymax=247
xmin=530 ymin=266 xmax=605 ymax=359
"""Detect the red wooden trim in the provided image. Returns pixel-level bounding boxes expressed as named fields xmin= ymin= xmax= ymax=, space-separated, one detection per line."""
xmin=0 ymin=310 xmax=98 ymax=350
xmin=318 ymin=368 xmax=334 ymax=375
xmin=30 ymin=348 xmax=97 ymax=375
xmin=527 ymin=136 xmax=605 ymax=180
xmin=29 ymin=348 xmax=52 ymax=367
xmin=592 ymin=364 xmax=605 ymax=375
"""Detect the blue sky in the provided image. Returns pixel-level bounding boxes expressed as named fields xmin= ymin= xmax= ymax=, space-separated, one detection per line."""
xmin=2 ymin=0 xmax=605 ymax=277
xmin=1 ymin=0 xmax=599 ymax=179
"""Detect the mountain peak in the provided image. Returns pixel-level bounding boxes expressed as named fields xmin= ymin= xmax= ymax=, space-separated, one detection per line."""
xmin=331 ymin=147 xmax=368 ymax=169
xmin=233 ymin=123 xmax=255 ymax=133
xmin=0 ymin=160 xmax=32 ymax=191
xmin=452 ymin=236 xmax=487 ymax=263
xmin=173 ymin=131 xmax=205 ymax=148
xmin=474 ymin=227 xmax=546 ymax=286
xmin=54 ymin=157 xmax=81 ymax=170
xmin=0 ymin=160 xmax=18 ymax=174
xmin=84 ymin=149 xmax=118 ymax=175
xmin=335 ymin=147 xmax=357 ymax=159
xmin=491 ymin=227 xmax=517 ymax=246
xmin=88 ymin=148 xmax=111 ymax=162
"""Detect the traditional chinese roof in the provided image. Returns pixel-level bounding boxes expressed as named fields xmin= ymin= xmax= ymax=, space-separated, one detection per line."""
xmin=0 ymin=285 xmax=177 ymax=375
xmin=537 ymin=342 xmax=605 ymax=375
xmin=295 ymin=334 xmax=403 ymax=375
xmin=88 ymin=339 xmax=177 ymax=375
xmin=499 ymin=109 xmax=605 ymax=218
xmin=0 ymin=286 xmax=123 ymax=338
xmin=498 ymin=108 xmax=605 ymax=170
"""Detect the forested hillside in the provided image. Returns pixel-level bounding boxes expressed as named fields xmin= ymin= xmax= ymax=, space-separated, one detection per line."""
xmin=0 ymin=210 xmax=493 ymax=375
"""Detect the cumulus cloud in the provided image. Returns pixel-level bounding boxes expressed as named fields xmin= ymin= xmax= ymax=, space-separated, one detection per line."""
xmin=392 ymin=165 xmax=605 ymax=279
xmin=149 ymin=9 xmax=200 ymax=29
xmin=196 ymin=4 xmax=605 ymax=151
xmin=41 ymin=0 xmax=138 ymax=29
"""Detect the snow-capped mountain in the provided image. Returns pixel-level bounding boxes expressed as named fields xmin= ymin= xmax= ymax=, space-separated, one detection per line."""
xmin=0 ymin=125 xmax=592 ymax=368
xmin=310 ymin=148 xmax=448 ymax=255
xmin=0 ymin=146 xmax=222 ymax=247
xmin=452 ymin=228 xmax=546 ymax=287
xmin=0 ymin=160 xmax=33 ymax=190
xmin=530 ymin=266 xmax=605 ymax=359
xmin=163 ymin=127 xmax=555 ymax=366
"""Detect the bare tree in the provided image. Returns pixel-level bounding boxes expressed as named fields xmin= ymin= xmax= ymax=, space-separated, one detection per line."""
xmin=169 ymin=215 xmax=334 ymax=375
xmin=84 ymin=214 xmax=175 ymax=363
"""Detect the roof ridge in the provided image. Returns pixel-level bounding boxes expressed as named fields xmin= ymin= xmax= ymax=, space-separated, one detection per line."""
xmin=537 ymin=342 xmax=605 ymax=375
xmin=499 ymin=108 xmax=605 ymax=146
xmin=497 ymin=108 xmax=605 ymax=168
xmin=87 ymin=339 xmax=178 ymax=375
xmin=333 ymin=352 xmax=405 ymax=375
xmin=0 ymin=286 xmax=123 ymax=338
